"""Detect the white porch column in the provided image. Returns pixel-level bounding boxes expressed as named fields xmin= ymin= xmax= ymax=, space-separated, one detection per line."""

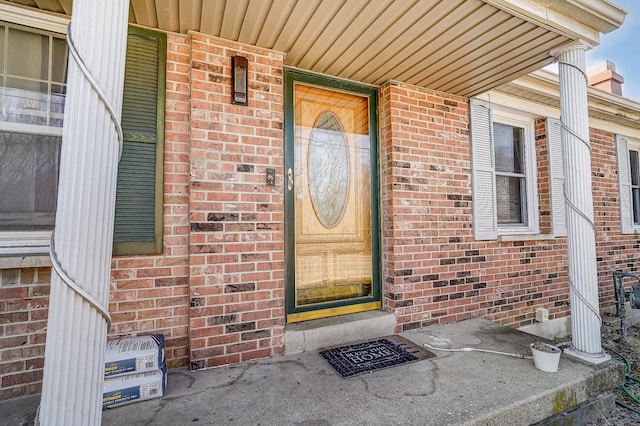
xmin=38 ymin=1 xmax=130 ymax=425
xmin=555 ymin=41 xmax=610 ymax=364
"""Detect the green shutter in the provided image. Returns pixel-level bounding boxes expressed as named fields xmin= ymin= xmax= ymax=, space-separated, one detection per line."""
xmin=113 ymin=26 xmax=166 ymax=255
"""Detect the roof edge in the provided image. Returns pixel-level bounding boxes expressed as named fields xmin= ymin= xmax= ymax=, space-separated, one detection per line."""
xmin=491 ymin=68 xmax=640 ymax=133
xmin=551 ymin=0 xmax=627 ymax=34
xmin=483 ymin=0 xmax=627 ymax=46
xmin=529 ymin=68 xmax=640 ymax=112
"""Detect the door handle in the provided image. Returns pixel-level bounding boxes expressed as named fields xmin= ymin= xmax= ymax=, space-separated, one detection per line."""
xmin=287 ymin=168 xmax=293 ymax=191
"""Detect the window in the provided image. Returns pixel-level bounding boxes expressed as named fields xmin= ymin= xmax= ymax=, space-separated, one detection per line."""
xmin=0 ymin=24 xmax=66 ymax=234
xmin=470 ymin=99 xmax=539 ymax=240
xmin=617 ymin=134 xmax=640 ymax=234
xmin=494 ymin=123 xmax=526 ymax=225
xmin=0 ymin=17 xmax=165 ymax=256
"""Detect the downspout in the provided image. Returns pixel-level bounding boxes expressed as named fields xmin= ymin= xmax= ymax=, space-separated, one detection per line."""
xmin=38 ymin=1 xmax=130 ymax=424
xmin=553 ymin=41 xmax=610 ymax=364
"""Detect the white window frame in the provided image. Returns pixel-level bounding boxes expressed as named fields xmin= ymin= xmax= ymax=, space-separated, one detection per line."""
xmin=0 ymin=5 xmax=68 ymax=260
xmin=492 ymin=108 xmax=539 ymax=236
xmin=470 ymin=99 xmax=539 ymax=240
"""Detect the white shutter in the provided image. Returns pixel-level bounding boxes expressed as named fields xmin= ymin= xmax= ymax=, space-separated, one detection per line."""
xmin=547 ymin=118 xmax=566 ymax=236
xmin=470 ymin=99 xmax=497 ymax=240
xmin=616 ymin=134 xmax=634 ymax=234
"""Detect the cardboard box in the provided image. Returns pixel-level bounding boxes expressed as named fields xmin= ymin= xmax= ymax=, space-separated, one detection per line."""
xmin=102 ymin=369 xmax=166 ymax=409
xmin=104 ymin=334 xmax=165 ymax=377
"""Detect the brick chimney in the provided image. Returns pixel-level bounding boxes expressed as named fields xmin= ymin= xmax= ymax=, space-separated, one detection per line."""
xmin=588 ymin=60 xmax=624 ymax=96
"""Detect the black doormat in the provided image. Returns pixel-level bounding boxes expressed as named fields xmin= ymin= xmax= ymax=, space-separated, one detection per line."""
xmin=319 ymin=335 xmax=436 ymax=378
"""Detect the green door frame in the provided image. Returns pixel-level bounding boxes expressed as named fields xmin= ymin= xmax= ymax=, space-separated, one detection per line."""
xmin=283 ymin=68 xmax=381 ymax=322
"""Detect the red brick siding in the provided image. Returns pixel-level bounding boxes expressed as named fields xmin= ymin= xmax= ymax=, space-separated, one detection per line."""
xmin=0 ymin=268 xmax=49 ymax=400
xmin=592 ymin=129 xmax=640 ymax=303
xmin=108 ymin=33 xmax=192 ymax=370
xmin=379 ymin=82 xmax=571 ymax=331
xmin=187 ymin=34 xmax=285 ymax=370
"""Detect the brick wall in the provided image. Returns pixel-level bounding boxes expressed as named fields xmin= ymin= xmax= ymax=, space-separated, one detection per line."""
xmin=591 ymin=129 xmax=640 ymax=303
xmin=379 ymin=81 xmax=571 ymax=331
xmin=108 ymin=33 xmax=192 ymax=369
xmin=187 ymin=34 xmax=286 ymax=370
xmin=0 ymin=267 xmax=50 ymax=400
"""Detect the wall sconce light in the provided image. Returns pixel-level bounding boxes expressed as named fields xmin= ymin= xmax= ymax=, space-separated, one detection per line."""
xmin=232 ymin=56 xmax=248 ymax=105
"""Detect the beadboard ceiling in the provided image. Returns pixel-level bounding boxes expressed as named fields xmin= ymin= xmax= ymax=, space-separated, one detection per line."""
xmin=3 ymin=0 xmax=626 ymax=98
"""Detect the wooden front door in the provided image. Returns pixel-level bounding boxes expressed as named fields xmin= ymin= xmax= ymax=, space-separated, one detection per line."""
xmin=284 ymin=71 xmax=380 ymax=322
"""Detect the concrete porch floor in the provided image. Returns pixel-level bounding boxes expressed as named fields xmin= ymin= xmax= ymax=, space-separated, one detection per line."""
xmin=2 ymin=318 xmax=625 ymax=426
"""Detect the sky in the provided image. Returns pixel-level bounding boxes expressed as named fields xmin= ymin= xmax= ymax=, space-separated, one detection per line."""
xmin=586 ymin=0 xmax=640 ymax=101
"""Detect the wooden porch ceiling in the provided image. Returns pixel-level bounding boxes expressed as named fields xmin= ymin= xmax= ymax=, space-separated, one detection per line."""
xmin=4 ymin=0 xmax=626 ymax=98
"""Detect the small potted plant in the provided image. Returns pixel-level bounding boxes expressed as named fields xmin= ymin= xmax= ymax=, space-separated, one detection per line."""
xmin=530 ymin=342 xmax=562 ymax=372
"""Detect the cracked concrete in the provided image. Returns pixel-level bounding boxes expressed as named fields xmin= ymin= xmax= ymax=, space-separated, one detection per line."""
xmin=1 ymin=318 xmax=625 ymax=425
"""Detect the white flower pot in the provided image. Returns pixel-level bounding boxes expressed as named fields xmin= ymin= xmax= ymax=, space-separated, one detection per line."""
xmin=530 ymin=342 xmax=561 ymax=372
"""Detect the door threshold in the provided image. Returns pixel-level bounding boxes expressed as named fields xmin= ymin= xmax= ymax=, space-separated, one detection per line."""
xmin=284 ymin=310 xmax=396 ymax=355
xmin=287 ymin=301 xmax=380 ymax=323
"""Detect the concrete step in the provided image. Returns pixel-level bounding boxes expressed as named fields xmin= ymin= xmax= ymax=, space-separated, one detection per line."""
xmin=284 ymin=310 xmax=396 ymax=354
xmin=402 ymin=319 xmax=625 ymax=425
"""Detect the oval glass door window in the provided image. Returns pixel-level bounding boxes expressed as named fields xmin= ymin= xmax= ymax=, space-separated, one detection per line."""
xmin=307 ymin=112 xmax=349 ymax=228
